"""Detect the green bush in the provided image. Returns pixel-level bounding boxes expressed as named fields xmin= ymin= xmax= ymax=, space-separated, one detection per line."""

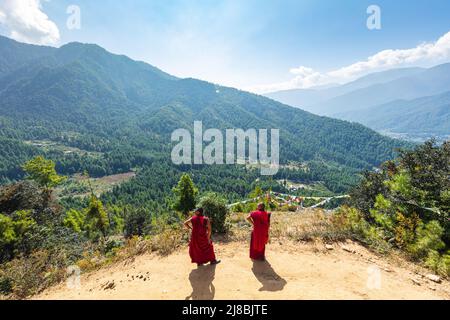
xmin=425 ymin=250 xmax=450 ymax=276
xmin=104 ymin=239 xmax=125 ymax=256
xmin=231 ymin=203 xmax=244 ymax=213
xmin=243 ymin=202 xmax=257 ymax=213
xmin=124 ymin=208 xmax=151 ymax=238
xmin=0 ymin=276 xmax=12 ymax=295
xmin=63 ymin=209 xmax=85 ymax=233
xmin=198 ymin=193 xmax=229 ymax=234
xmin=334 ymin=206 xmax=391 ymax=253
xmin=279 ymin=204 xmax=297 ymax=212
xmin=408 ymin=220 xmax=445 ymax=260
xmin=0 ymin=250 xmax=68 ymax=299
xmin=343 ymin=141 xmax=450 ymax=275
xmin=0 ymin=210 xmax=36 ymax=262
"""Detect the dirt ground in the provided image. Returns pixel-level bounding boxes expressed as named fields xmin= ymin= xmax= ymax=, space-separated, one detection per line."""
xmin=35 ymin=240 xmax=450 ymax=300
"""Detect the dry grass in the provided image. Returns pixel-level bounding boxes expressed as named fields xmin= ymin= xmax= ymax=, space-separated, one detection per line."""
xmin=0 ymin=250 xmax=68 ymax=299
xmin=149 ymin=228 xmax=189 ymax=256
xmin=227 ymin=209 xmax=350 ymax=243
xmin=77 ymin=228 xmax=189 ymax=274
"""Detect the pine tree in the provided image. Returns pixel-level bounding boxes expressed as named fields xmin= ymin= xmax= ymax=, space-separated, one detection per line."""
xmin=173 ymin=174 xmax=198 ymax=215
xmin=22 ymin=156 xmax=66 ymax=193
xmin=85 ymin=196 xmax=109 ymax=240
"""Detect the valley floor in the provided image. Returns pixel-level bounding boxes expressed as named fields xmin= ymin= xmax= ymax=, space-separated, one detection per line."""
xmin=35 ymin=240 xmax=450 ymax=300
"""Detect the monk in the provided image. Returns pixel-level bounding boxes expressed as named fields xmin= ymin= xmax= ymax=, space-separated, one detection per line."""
xmin=247 ymin=203 xmax=271 ymax=261
xmin=184 ymin=208 xmax=221 ymax=266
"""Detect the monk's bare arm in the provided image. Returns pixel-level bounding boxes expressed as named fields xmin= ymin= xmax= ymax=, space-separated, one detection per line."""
xmin=207 ymin=219 xmax=212 ymax=242
xmin=246 ymin=215 xmax=254 ymax=226
xmin=183 ymin=217 xmax=193 ymax=230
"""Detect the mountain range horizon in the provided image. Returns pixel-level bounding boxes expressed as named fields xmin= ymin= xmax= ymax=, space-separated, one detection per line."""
xmin=2 ymin=34 xmax=444 ymax=145
xmin=0 ymin=34 xmax=411 ymax=199
xmin=266 ymin=62 xmax=450 ymax=143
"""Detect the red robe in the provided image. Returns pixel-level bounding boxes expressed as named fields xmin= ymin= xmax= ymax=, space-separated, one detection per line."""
xmin=250 ymin=210 xmax=271 ymax=260
xmin=189 ymin=215 xmax=216 ymax=264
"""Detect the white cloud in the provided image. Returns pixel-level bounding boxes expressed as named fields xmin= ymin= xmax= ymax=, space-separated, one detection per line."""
xmin=251 ymin=30 xmax=450 ymax=94
xmin=289 ymin=66 xmax=329 ymax=88
xmin=0 ymin=0 xmax=60 ymax=45
xmin=248 ymin=66 xmax=330 ymax=93
xmin=329 ymin=31 xmax=450 ymax=79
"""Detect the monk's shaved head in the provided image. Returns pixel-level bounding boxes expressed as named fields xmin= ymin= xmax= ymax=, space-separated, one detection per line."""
xmin=257 ymin=203 xmax=265 ymax=211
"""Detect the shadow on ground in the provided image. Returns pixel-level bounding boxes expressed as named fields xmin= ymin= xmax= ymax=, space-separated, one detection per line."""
xmin=185 ymin=264 xmax=217 ymax=300
xmin=252 ymin=260 xmax=287 ymax=292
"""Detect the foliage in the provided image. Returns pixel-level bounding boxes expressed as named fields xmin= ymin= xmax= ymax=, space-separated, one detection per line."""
xmin=110 ymin=213 xmax=125 ymax=235
xmin=249 ymin=185 xmax=264 ymax=199
xmin=0 ymin=37 xmax=410 ymax=202
xmin=343 ymin=141 xmax=450 ymax=276
xmin=149 ymin=227 xmax=186 ymax=256
xmin=0 ymin=211 xmax=36 ymax=262
xmin=123 ymin=208 xmax=151 ymax=238
xmin=425 ymin=251 xmax=450 ymax=276
xmin=84 ymin=196 xmax=109 ymax=240
xmin=198 ymin=192 xmax=229 ymax=234
xmin=22 ymin=156 xmax=66 ymax=191
xmin=408 ymin=220 xmax=445 ymax=260
xmin=333 ymin=206 xmax=392 ymax=253
xmin=63 ymin=209 xmax=85 ymax=233
xmin=0 ymin=250 xmax=68 ymax=299
xmin=172 ymin=174 xmax=198 ymax=215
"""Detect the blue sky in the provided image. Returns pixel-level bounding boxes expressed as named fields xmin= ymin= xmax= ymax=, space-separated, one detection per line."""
xmin=1 ymin=0 xmax=450 ymax=92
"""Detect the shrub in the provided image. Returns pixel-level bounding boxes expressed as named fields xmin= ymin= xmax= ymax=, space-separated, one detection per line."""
xmin=124 ymin=208 xmax=151 ymax=238
xmin=394 ymin=212 xmax=419 ymax=249
xmin=0 ymin=250 xmax=68 ymax=299
xmin=104 ymin=239 xmax=125 ymax=256
xmin=425 ymin=250 xmax=450 ymax=277
xmin=370 ymin=194 xmax=395 ymax=233
xmin=407 ymin=220 xmax=445 ymax=260
xmin=150 ymin=228 xmax=185 ymax=256
xmin=111 ymin=215 xmax=125 ymax=235
xmin=0 ymin=181 xmax=47 ymax=216
xmin=76 ymin=250 xmax=106 ymax=273
xmin=244 ymin=202 xmax=257 ymax=213
xmin=231 ymin=203 xmax=244 ymax=213
xmin=0 ymin=210 xmax=36 ymax=262
xmin=333 ymin=206 xmax=391 ymax=252
xmin=198 ymin=193 xmax=229 ymax=234
xmin=63 ymin=209 xmax=85 ymax=233
xmin=0 ymin=276 xmax=12 ymax=296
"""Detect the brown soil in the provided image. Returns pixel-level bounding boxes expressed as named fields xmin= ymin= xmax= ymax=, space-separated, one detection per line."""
xmin=35 ymin=240 xmax=450 ymax=300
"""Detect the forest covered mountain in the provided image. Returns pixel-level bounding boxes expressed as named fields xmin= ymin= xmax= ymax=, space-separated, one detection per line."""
xmin=0 ymin=35 xmax=410 ymax=209
xmin=266 ymin=67 xmax=424 ymax=110
xmin=0 ymin=36 xmax=56 ymax=78
xmin=336 ymin=91 xmax=450 ymax=142
xmin=266 ymin=65 xmax=450 ymax=142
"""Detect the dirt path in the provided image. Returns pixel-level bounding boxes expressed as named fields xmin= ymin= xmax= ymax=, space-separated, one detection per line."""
xmin=36 ymin=241 xmax=450 ymax=300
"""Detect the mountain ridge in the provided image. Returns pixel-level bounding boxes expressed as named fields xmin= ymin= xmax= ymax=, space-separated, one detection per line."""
xmin=265 ymin=67 xmax=425 ymax=111
xmin=337 ymin=91 xmax=450 ymax=140
xmin=0 ymin=36 xmax=410 ymax=197
xmin=265 ymin=63 xmax=450 ymax=142
xmin=314 ymin=63 xmax=450 ymax=116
